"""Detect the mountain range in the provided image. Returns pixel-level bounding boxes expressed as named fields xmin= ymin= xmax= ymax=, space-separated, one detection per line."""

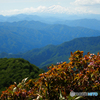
xmin=0 ymin=20 xmax=100 ymax=54
xmin=0 ymin=14 xmax=100 ymax=70
xmin=55 ymin=19 xmax=100 ymax=31
xmin=1 ymin=14 xmax=100 ymax=22
xmin=0 ymin=36 xmax=100 ymax=70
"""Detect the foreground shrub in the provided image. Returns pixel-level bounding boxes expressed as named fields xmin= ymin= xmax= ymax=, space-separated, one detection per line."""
xmin=0 ymin=50 xmax=100 ymax=100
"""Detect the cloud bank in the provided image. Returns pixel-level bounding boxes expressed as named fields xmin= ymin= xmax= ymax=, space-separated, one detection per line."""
xmin=1 ymin=5 xmax=70 ymax=16
xmin=1 ymin=0 xmax=100 ymax=16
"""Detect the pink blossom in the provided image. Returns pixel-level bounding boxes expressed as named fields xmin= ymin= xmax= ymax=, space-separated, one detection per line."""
xmin=89 ymin=62 xmax=94 ymax=66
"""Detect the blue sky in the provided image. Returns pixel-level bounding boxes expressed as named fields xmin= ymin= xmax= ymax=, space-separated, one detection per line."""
xmin=0 ymin=0 xmax=100 ymax=16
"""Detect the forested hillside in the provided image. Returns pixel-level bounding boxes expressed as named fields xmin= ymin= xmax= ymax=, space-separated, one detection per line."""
xmin=0 ymin=58 xmax=44 ymax=94
xmin=0 ymin=36 xmax=100 ymax=70
xmin=0 ymin=21 xmax=100 ymax=54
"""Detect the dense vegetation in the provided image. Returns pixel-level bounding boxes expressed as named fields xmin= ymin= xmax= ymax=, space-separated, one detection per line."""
xmin=0 ymin=58 xmax=44 ymax=94
xmin=0 ymin=50 xmax=100 ymax=100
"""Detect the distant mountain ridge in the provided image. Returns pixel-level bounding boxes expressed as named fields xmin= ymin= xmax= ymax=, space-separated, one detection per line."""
xmin=1 ymin=36 xmax=100 ymax=69
xmin=0 ymin=21 xmax=100 ymax=54
xmin=0 ymin=20 xmax=48 ymax=30
xmin=55 ymin=19 xmax=100 ymax=31
xmin=0 ymin=14 xmax=100 ymax=31
xmin=0 ymin=14 xmax=44 ymax=22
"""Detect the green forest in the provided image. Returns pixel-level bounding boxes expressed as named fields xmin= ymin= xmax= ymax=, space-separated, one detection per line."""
xmin=0 ymin=58 xmax=44 ymax=94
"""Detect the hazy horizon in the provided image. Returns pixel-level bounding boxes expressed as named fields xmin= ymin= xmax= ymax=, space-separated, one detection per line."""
xmin=0 ymin=0 xmax=100 ymax=16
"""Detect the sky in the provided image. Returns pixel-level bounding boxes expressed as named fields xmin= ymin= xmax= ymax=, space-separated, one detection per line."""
xmin=0 ymin=0 xmax=100 ymax=16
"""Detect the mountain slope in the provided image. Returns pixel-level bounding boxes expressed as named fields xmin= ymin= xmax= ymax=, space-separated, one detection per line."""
xmin=0 ymin=21 xmax=100 ymax=54
xmin=55 ymin=19 xmax=100 ymax=31
xmin=0 ymin=58 xmax=44 ymax=94
xmin=24 ymin=36 xmax=100 ymax=68
xmin=0 ymin=20 xmax=48 ymax=30
xmin=0 ymin=14 xmax=44 ymax=22
xmin=0 ymin=26 xmax=43 ymax=53
xmin=1 ymin=36 xmax=100 ymax=69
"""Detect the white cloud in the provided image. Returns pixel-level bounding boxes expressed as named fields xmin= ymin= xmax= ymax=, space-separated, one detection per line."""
xmin=0 ymin=5 xmax=70 ymax=16
xmin=47 ymin=5 xmax=68 ymax=13
xmin=71 ymin=0 xmax=100 ymax=6
xmin=1 ymin=4 xmax=100 ymax=16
